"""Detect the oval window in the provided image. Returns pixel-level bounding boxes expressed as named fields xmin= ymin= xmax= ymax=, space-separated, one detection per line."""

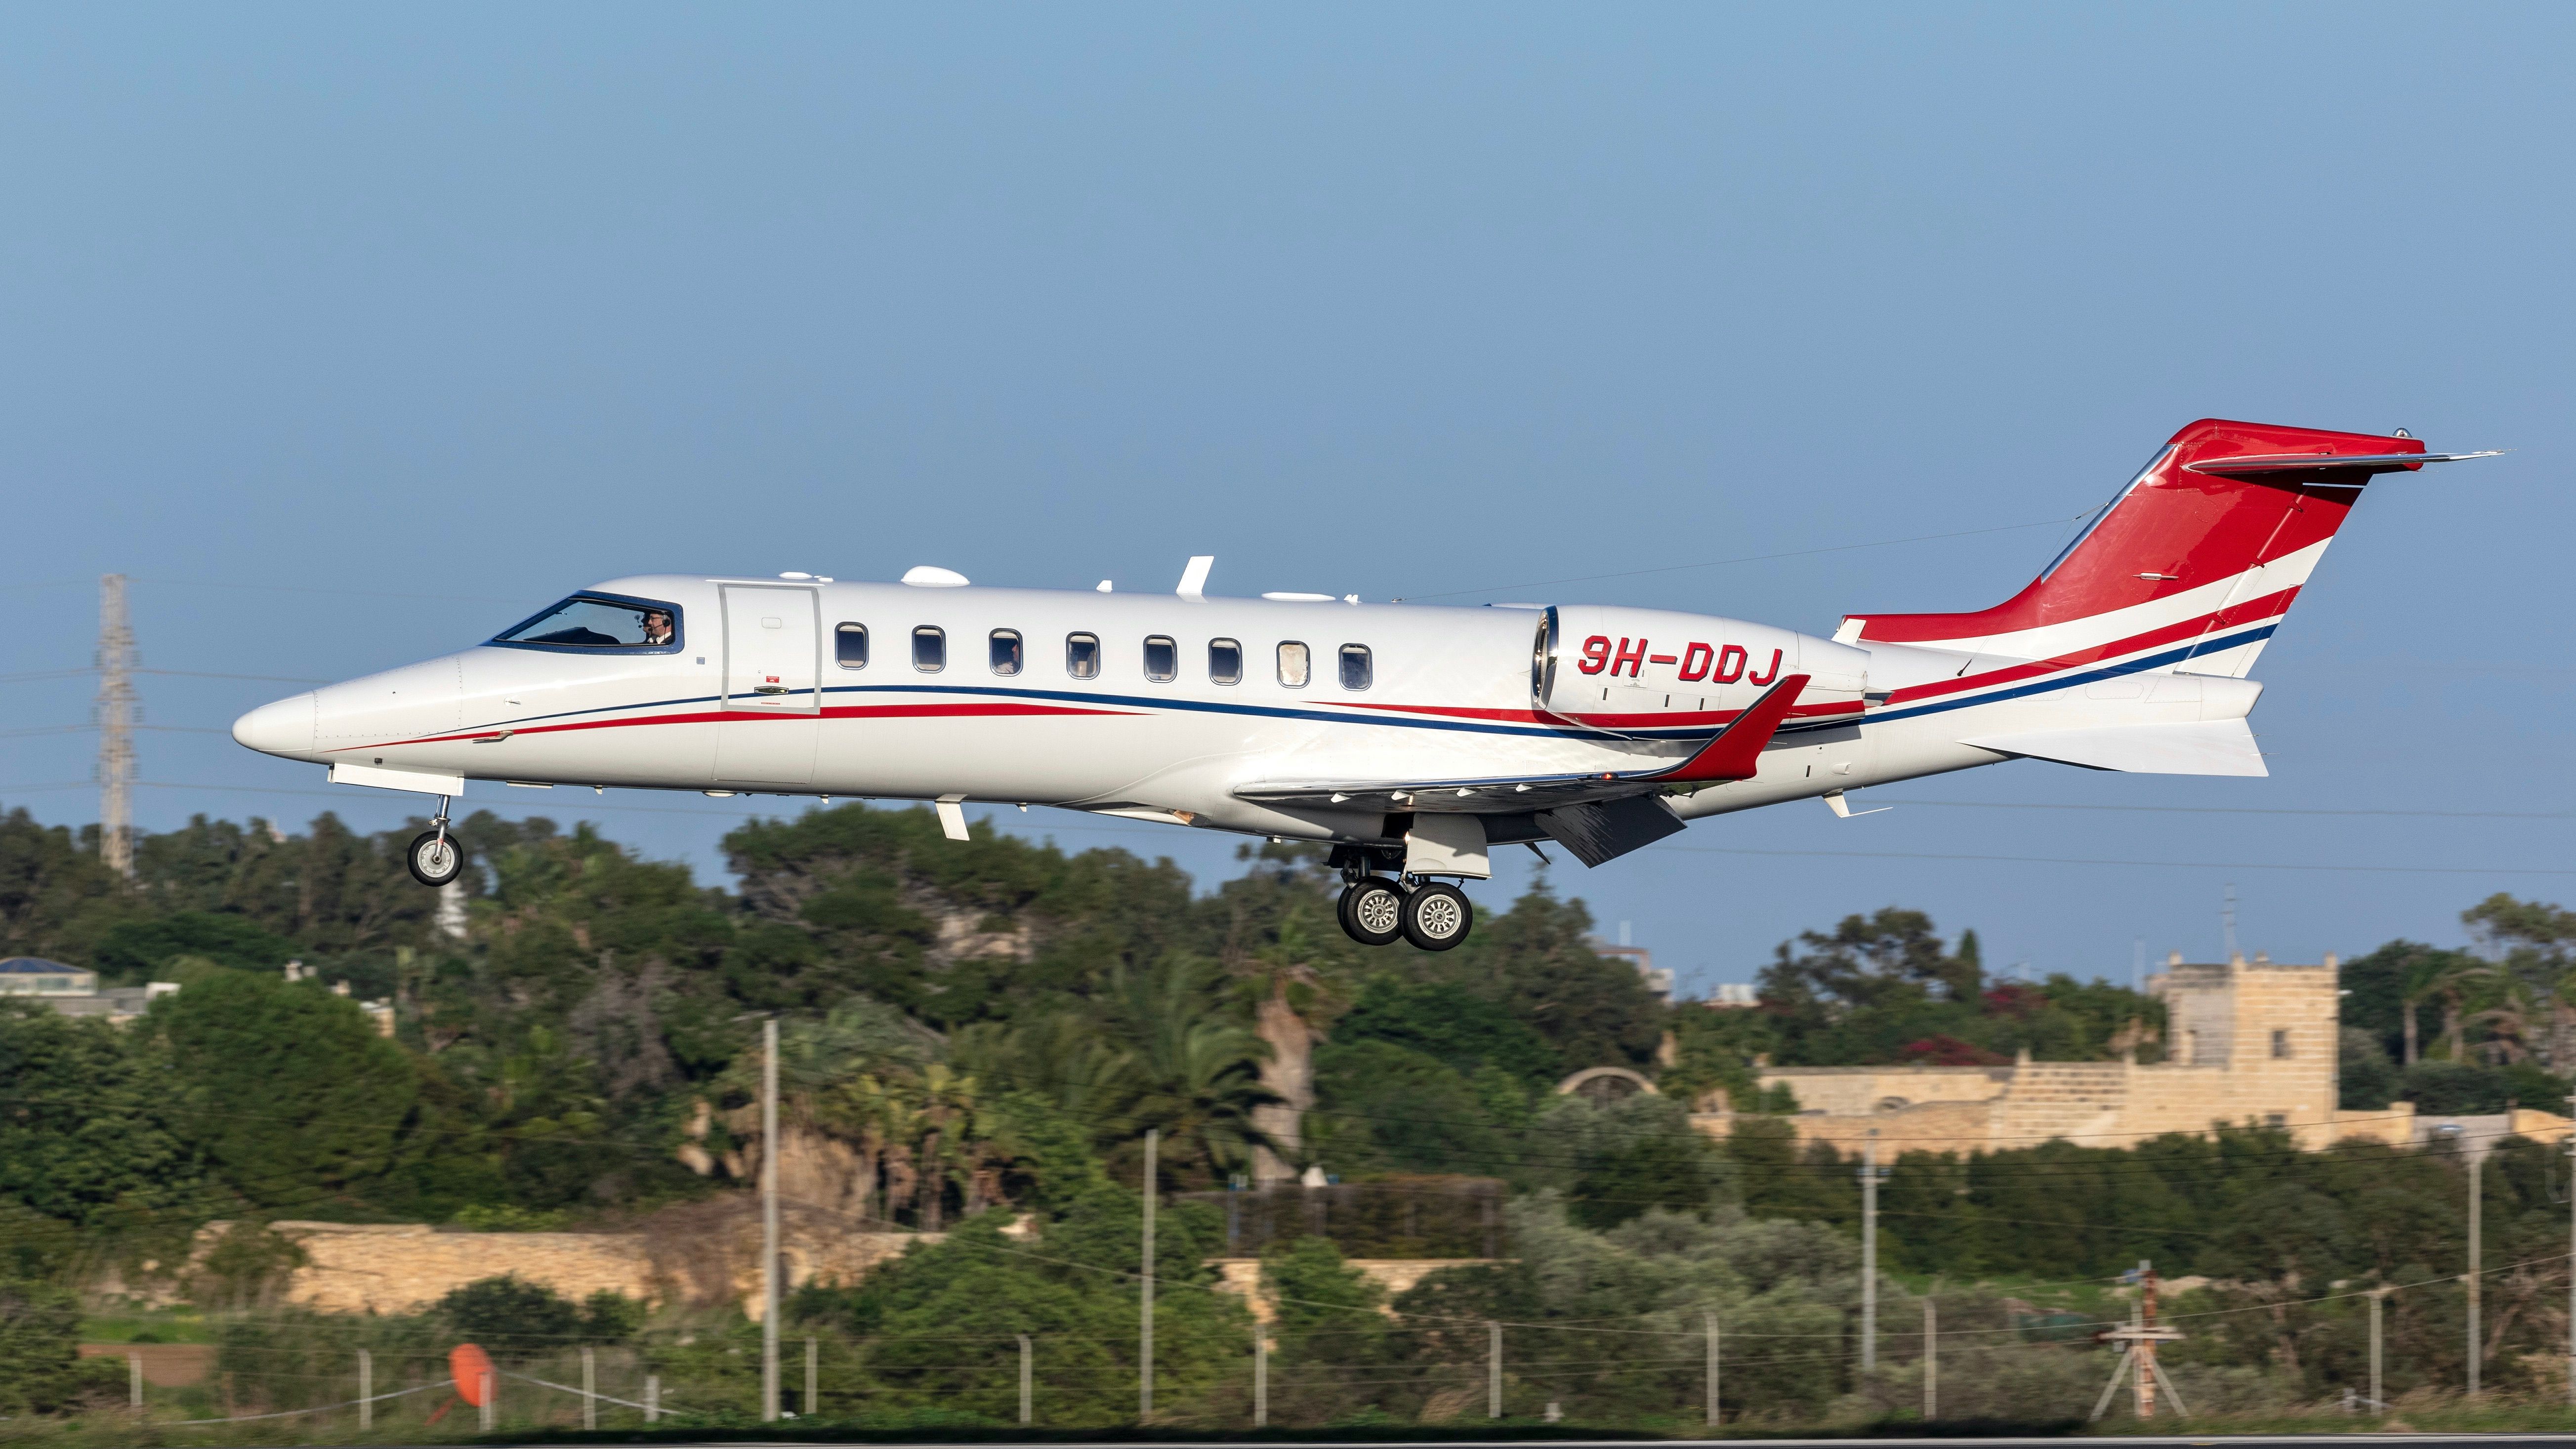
xmin=1143 ymin=635 xmax=1177 ymax=683
xmin=1277 ymin=641 xmax=1310 ymax=688
xmin=1066 ymin=632 xmax=1100 ymax=680
xmin=1338 ymin=643 xmax=1372 ymax=691
xmin=835 ymin=623 xmax=869 ymax=669
xmin=913 ymin=626 xmax=946 ymax=673
xmin=1208 ymin=638 xmax=1242 ymax=685
xmin=990 ymin=629 xmax=1023 ymax=676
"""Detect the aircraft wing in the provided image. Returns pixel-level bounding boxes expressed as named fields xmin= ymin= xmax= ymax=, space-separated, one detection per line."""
xmin=1233 ymin=673 xmax=1813 ymax=814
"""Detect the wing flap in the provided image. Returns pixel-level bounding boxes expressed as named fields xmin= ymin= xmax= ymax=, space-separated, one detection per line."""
xmin=1960 ymin=719 xmax=2268 ymax=777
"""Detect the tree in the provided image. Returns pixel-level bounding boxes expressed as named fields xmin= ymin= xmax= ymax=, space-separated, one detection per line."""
xmin=144 ymin=970 xmax=420 ymax=1208
xmin=436 ymin=1275 xmax=639 ymax=1360
xmin=0 ymin=1278 xmax=123 ymax=1415
xmin=0 ymin=1002 xmax=199 ymax=1225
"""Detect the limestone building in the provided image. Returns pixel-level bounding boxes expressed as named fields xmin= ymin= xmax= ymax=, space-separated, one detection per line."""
xmin=1696 ymin=952 xmax=2424 ymax=1155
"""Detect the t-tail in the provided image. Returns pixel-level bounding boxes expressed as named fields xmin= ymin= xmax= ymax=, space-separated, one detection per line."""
xmin=1838 ymin=418 xmax=2494 ymax=678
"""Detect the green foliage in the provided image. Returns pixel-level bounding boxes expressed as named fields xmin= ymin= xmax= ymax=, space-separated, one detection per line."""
xmin=1756 ymin=908 xmax=2162 ymax=1066
xmin=92 ymin=911 xmax=298 ymax=982
xmin=1307 ymin=1039 xmax=1528 ymax=1179
xmin=1331 ymin=977 xmax=1559 ymax=1084
xmin=435 ymin=1274 xmax=641 ymax=1359
xmin=1541 ymin=1093 xmax=1722 ymax=1229
xmin=143 ymin=970 xmax=420 ymax=1208
xmin=793 ymin=1194 xmax=1250 ymax=1425
xmin=190 ymin=1221 xmax=308 ymax=1308
xmin=0 ymin=1001 xmax=200 ymax=1225
xmin=0 ymin=1277 xmax=107 ymax=1416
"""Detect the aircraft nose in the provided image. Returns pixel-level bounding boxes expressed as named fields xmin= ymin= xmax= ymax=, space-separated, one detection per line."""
xmin=232 ymin=693 xmax=317 ymax=759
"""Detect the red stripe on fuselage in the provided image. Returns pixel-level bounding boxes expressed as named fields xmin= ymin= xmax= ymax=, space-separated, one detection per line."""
xmin=1881 ymin=585 xmax=2298 ymax=706
xmin=336 ymin=701 xmax=1138 ymax=753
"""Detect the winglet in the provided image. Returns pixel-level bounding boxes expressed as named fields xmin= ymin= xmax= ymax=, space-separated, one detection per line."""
xmin=1653 ymin=674 xmax=1809 ymax=783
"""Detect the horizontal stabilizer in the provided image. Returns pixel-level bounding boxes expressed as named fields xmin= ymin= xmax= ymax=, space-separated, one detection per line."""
xmin=1960 ymin=719 xmax=2268 ymax=777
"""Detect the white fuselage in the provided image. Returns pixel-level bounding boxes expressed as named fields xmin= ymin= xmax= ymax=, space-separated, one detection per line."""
xmin=231 ymin=572 xmax=2264 ymax=851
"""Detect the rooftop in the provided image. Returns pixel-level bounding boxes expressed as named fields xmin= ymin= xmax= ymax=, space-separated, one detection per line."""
xmin=0 ymin=957 xmax=87 ymax=975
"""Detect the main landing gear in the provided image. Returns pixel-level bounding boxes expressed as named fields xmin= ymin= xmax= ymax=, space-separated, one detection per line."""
xmin=1331 ymin=848 xmax=1475 ymax=952
xmin=406 ymin=794 xmax=464 ymax=888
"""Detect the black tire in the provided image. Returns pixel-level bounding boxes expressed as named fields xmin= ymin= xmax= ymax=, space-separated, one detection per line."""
xmin=407 ymin=829 xmax=464 ymax=887
xmin=1337 ymin=876 xmax=1406 ymax=947
xmin=1401 ymin=881 xmax=1473 ymax=952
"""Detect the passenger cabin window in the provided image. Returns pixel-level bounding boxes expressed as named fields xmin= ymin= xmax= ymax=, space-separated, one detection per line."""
xmin=834 ymin=623 xmax=869 ymax=668
xmin=1208 ymin=638 xmax=1242 ymax=685
xmin=913 ymin=626 xmax=946 ymax=672
xmin=990 ymin=629 xmax=1023 ymax=676
xmin=1339 ymin=643 xmax=1373 ymax=691
xmin=493 ymin=595 xmax=681 ymax=650
xmin=1277 ymin=641 xmax=1310 ymax=688
xmin=1143 ymin=635 xmax=1178 ymax=683
xmin=1066 ymin=632 xmax=1101 ymax=679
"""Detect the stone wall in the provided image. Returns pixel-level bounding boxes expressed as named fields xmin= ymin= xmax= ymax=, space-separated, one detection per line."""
xmin=215 ymin=1201 xmax=945 ymax=1318
xmin=1697 ymin=956 xmax=2443 ymax=1158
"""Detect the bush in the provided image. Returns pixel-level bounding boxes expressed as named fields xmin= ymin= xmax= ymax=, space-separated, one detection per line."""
xmin=435 ymin=1275 xmax=641 ymax=1360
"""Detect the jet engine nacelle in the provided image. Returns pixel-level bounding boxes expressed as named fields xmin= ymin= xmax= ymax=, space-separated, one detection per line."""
xmin=1539 ymin=605 xmax=1868 ymax=719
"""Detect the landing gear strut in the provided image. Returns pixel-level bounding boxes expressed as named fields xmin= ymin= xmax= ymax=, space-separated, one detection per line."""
xmin=406 ymin=794 xmax=464 ymax=888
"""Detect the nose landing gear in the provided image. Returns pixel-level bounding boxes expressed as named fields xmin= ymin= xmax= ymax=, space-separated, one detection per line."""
xmin=406 ymin=795 xmax=464 ymax=888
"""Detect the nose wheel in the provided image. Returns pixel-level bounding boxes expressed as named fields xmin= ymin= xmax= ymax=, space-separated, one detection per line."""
xmin=406 ymin=795 xmax=464 ymax=887
xmin=1335 ymin=876 xmax=1474 ymax=951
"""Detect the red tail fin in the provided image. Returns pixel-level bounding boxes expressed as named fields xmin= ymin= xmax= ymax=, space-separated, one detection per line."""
xmin=1838 ymin=419 xmax=2453 ymax=677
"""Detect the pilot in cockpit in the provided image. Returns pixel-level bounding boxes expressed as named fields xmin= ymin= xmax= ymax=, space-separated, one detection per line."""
xmin=641 ymin=609 xmax=675 ymax=646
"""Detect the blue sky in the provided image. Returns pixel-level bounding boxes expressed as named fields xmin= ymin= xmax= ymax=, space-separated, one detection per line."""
xmin=3 ymin=4 xmax=2570 ymax=997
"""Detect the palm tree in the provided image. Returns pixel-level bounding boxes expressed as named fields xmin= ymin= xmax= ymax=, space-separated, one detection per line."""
xmin=1110 ymin=956 xmax=1281 ymax=1188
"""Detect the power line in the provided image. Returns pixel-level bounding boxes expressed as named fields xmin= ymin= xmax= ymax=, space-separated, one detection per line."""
xmin=1653 ymin=842 xmax=2576 ymax=878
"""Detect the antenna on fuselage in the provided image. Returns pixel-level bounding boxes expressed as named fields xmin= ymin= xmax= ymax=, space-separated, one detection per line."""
xmin=1176 ymin=556 xmax=1214 ymax=602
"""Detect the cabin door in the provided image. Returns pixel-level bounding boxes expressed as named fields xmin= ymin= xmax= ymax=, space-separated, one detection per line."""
xmin=715 ymin=584 xmax=820 ymax=785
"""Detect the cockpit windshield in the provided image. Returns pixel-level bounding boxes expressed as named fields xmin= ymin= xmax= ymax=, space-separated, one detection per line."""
xmin=491 ymin=595 xmax=682 ymax=651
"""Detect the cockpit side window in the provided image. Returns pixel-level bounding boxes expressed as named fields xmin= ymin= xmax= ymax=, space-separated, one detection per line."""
xmin=491 ymin=594 xmax=683 ymax=653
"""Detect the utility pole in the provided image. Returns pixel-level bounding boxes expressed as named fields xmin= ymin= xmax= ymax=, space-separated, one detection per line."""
xmin=96 ymin=575 xmax=136 ymax=878
xmin=1859 ymin=1128 xmax=1881 ymax=1374
xmin=2566 ymin=1097 xmax=2576 ymax=1407
xmin=1489 ymin=1320 xmax=1503 ymax=1418
xmin=2469 ymin=1146 xmax=2483 ymax=1398
xmin=1923 ymin=1297 xmax=1937 ymax=1421
xmin=1705 ymin=1311 xmax=1720 ymax=1428
xmin=1139 ymin=1128 xmax=1157 ymax=1423
xmin=761 ymin=1016 xmax=781 ymax=1422
xmin=2092 ymin=1260 xmax=2184 ymax=1421
xmin=1253 ymin=1321 xmax=1267 ymax=1428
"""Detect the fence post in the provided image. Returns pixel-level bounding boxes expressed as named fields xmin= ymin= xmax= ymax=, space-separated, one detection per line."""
xmin=582 ymin=1346 xmax=596 ymax=1430
xmin=805 ymin=1336 xmax=818 ymax=1418
xmin=1254 ymin=1322 xmax=1268 ymax=1428
xmin=129 ymin=1353 xmax=142 ymax=1412
xmin=358 ymin=1348 xmax=371 ymax=1430
xmin=1488 ymin=1320 xmax=1503 ymax=1419
xmin=1018 ymin=1333 xmax=1033 ymax=1425
xmin=645 ymin=1373 xmax=660 ymax=1424
xmin=1924 ymin=1297 xmax=1938 ymax=1421
xmin=479 ymin=1371 xmax=495 ymax=1432
xmin=1704 ymin=1312 xmax=1719 ymax=1427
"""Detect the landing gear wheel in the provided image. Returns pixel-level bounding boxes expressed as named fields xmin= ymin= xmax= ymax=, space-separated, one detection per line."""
xmin=1401 ymin=882 xmax=1473 ymax=952
xmin=1337 ymin=876 xmax=1405 ymax=947
xmin=407 ymin=829 xmax=463 ymax=887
